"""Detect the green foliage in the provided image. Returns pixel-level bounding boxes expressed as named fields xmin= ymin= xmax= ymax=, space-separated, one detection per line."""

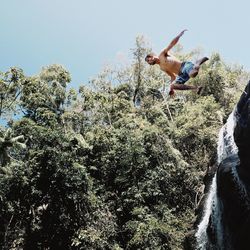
xmin=0 ymin=37 xmax=247 ymax=249
xmin=192 ymin=53 xmax=244 ymax=115
xmin=0 ymin=128 xmax=26 ymax=168
xmin=172 ymin=96 xmax=223 ymax=170
xmin=0 ymin=67 xmax=25 ymax=120
xmin=20 ymin=64 xmax=71 ymax=127
xmin=0 ymin=119 xmax=96 ymax=249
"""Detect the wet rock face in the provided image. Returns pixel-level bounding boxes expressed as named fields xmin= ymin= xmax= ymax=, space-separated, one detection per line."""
xmin=216 ymin=155 xmax=246 ymax=250
xmin=213 ymin=81 xmax=250 ymax=250
xmin=234 ymin=80 xmax=250 ymax=166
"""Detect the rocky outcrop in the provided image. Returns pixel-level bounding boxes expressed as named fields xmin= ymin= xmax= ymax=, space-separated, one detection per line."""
xmin=215 ymin=81 xmax=250 ymax=250
xmin=234 ymin=80 xmax=250 ymax=168
xmin=188 ymin=81 xmax=250 ymax=250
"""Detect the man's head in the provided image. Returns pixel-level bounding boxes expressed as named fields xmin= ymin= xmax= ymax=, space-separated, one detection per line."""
xmin=145 ymin=53 xmax=158 ymax=65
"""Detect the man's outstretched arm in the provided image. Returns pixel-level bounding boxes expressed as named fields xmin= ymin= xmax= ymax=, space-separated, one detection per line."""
xmin=160 ymin=29 xmax=187 ymax=55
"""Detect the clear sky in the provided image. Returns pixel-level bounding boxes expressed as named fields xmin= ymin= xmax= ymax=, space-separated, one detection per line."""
xmin=1 ymin=0 xmax=250 ymax=89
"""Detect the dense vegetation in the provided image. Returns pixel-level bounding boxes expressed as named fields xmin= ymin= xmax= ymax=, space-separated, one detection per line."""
xmin=0 ymin=37 xmax=247 ymax=249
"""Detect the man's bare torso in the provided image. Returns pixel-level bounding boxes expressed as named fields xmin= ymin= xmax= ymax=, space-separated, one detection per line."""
xmin=158 ymin=52 xmax=182 ymax=78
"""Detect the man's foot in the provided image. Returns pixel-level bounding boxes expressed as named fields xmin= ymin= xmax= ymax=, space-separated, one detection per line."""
xmin=197 ymin=86 xmax=203 ymax=95
xmin=197 ymin=57 xmax=209 ymax=66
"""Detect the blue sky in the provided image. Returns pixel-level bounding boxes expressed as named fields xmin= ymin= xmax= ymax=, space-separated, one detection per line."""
xmin=1 ymin=0 xmax=250 ymax=89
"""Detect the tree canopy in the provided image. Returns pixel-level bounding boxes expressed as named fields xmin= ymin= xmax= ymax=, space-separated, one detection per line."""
xmin=0 ymin=36 xmax=247 ymax=249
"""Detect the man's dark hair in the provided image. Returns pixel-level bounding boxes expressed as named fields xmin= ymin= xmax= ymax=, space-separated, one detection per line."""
xmin=145 ymin=53 xmax=155 ymax=61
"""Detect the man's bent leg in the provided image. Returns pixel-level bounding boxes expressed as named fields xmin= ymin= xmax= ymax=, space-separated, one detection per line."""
xmin=169 ymin=83 xmax=202 ymax=96
xmin=189 ymin=69 xmax=199 ymax=78
xmin=171 ymin=83 xmax=197 ymax=91
xmin=196 ymin=57 xmax=209 ymax=66
xmin=189 ymin=57 xmax=209 ymax=78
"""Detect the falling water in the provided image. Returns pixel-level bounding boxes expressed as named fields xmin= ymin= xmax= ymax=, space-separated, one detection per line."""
xmin=195 ymin=111 xmax=238 ymax=249
xmin=217 ymin=111 xmax=238 ymax=163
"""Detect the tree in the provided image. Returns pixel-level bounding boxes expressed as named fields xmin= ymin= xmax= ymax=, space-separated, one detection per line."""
xmin=20 ymin=64 xmax=71 ymax=127
xmin=0 ymin=67 xmax=25 ymax=120
xmin=0 ymin=128 xmax=26 ymax=168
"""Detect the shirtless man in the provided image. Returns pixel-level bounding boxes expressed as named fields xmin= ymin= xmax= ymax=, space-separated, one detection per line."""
xmin=145 ymin=30 xmax=208 ymax=97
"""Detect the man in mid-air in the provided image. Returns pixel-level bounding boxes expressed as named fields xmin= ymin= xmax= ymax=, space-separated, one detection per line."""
xmin=145 ymin=29 xmax=208 ymax=97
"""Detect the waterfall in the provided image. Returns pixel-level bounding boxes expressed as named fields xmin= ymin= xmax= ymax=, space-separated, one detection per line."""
xmin=195 ymin=111 xmax=238 ymax=249
xmin=195 ymin=173 xmax=218 ymax=249
xmin=217 ymin=111 xmax=238 ymax=163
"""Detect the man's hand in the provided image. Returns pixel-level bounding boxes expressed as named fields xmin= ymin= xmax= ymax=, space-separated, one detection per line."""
xmin=179 ymin=29 xmax=187 ymax=37
xmin=168 ymin=83 xmax=175 ymax=97
xmin=161 ymin=29 xmax=187 ymax=55
xmin=169 ymin=89 xmax=175 ymax=98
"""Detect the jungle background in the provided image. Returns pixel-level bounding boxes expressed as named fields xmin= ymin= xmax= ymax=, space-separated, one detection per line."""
xmin=0 ymin=37 xmax=248 ymax=249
